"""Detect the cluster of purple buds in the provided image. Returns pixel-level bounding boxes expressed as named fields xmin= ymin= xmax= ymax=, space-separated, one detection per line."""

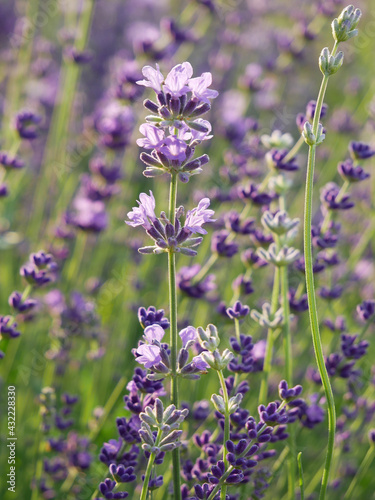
xmin=136 ymin=62 xmax=218 ymax=182
xmin=357 ymin=300 xmax=375 ymax=322
xmin=20 ymin=250 xmax=58 ymax=286
xmin=176 ymin=264 xmax=216 ymax=299
xmin=0 ymin=151 xmax=25 ymax=196
xmin=348 ymin=140 xmax=375 ymax=160
xmin=138 ymin=306 xmax=170 ymax=330
xmin=8 ymin=291 xmax=37 ymax=313
xmin=14 ymin=109 xmax=42 ymax=140
xmin=320 ymin=182 xmax=354 ymax=211
xmin=341 ymin=334 xmax=369 ymax=360
xmin=226 ymin=300 xmax=250 ymax=320
xmin=265 ymin=149 xmax=299 ymax=172
xmin=126 ymin=191 xmax=215 ymax=256
xmin=338 ymin=159 xmax=370 ymax=183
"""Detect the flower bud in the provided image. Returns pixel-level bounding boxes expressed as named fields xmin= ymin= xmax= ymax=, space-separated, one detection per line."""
xmin=319 ymin=47 xmax=344 ymax=76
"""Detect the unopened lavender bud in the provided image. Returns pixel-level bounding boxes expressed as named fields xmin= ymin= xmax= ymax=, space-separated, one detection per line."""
xmin=178 ymin=348 xmax=189 ymax=369
xmin=228 ymin=393 xmax=243 ymax=413
xmin=302 ymin=121 xmax=316 ymax=146
xmin=159 ymin=430 xmax=183 ymax=446
xmin=332 ymin=5 xmax=361 ymax=43
xmin=139 ymin=246 xmax=157 ymax=254
xmin=183 ymin=99 xmax=198 ymax=116
xmin=146 ymin=115 xmax=163 ymax=123
xmin=178 ymin=172 xmax=190 ymax=183
xmin=170 ymin=98 xmax=181 ymax=116
xmin=188 ymin=103 xmax=210 ymax=118
xmin=144 ymin=99 xmax=159 ymax=113
xmin=189 ymin=121 xmax=209 ymax=133
xmin=163 ymin=404 xmax=176 ymax=423
xmin=155 ymin=399 xmax=164 ymax=424
xmin=319 ymin=47 xmax=344 ymax=76
xmin=211 ymin=394 xmax=226 ymax=413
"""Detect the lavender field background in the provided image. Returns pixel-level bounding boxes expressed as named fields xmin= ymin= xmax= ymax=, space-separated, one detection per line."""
xmin=1 ymin=0 xmax=375 ymax=499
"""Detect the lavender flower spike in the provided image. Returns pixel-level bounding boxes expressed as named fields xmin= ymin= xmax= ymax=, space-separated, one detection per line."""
xmin=184 ymin=198 xmax=216 ymax=234
xmin=143 ymin=324 xmax=165 ymax=344
xmin=126 ymin=191 xmax=157 ymax=229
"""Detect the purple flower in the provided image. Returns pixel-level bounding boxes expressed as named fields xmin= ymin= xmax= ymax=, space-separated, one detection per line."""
xmin=135 ymin=344 xmax=161 ymax=368
xmin=138 ymin=306 xmax=169 ymax=330
xmin=184 ymin=198 xmax=215 ymax=235
xmin=357 ymin=300 xmax=375 ymax=322
xmin=320 ymin=182 xmax=354 ymax=211
xmin=179 ymin=326 xmax=197 ymax=346
xmin=67 ymin=197 xmax=108 ymax=232
xmin=14 ymin=109 xmax=42 ymax=140
xmin=192 ymin=354 xmax=209 ymax=371
xmin=164 ymin=62 xmax=193 ymax=97
xmin=211 ymin=230 xmax=238 ymax=257
xmin=188 ymin=72 xmax=218 ymax=103
xmin=226 ymin=301 xmax=250 ymax=320
xmin=337 ymin=159 xmax=369 ymax=182
xmin=177 ymin=264 xmax=216 ymax=299
xmin=126 ymin=191 xmax=157 ymax=230
xmin=0 ymin=316 xmax=20 ymax=338
xmin=8 ymin=291 xmax=37 ymax=312
xmin=136 ymin=64 xmax=164 ymax=92
xmin=0 ymin=151 xmax=24 ymax=170
xmin=143 ymin=324 xmax=165 ymax=344
xmin=349 ymin=141 xmax=375 ymax=160
xmin=159 ymin=136 xmax=187 ymax=162
xmin=136 ymin=124 xmax=165 ymax=149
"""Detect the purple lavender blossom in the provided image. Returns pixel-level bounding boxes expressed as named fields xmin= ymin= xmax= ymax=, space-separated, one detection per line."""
xmin=125 ymin=191 xmax=157 ymax=230
xmin=179 ymin=326 xmax=197 ymax=346
xmin=188 ymin=72 xmax=218 ymax=103
xmin=135 ymin=344 xmax=161 ymax=368
xmin=184 ymin=198 xmax=216 ymax=235
xmin=143 ymin=324 xmax=165 ymax=344
xmin=349 ymin=141 xmax=375 ymax=160
xmin=163 ymin=62 xmax=193 ymax=97
xmin=337 ymin=159 xmax=370 ymax=182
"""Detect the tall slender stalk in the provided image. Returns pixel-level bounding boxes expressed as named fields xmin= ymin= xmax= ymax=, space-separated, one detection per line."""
xmin=217 ymin=370 xmax=230 ymax=500
xmin=303 ymin=43 xmax=338 ymax=500
xmin=167 ymin=172 xmax=181 ymax=500
xmin=258 ymin=266 xmax=280 ymax=404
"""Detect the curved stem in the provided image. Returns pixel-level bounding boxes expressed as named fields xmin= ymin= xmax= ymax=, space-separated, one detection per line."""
xmin=305 ymin=144 xmax=336 ymax=500
xmin=297 ymin=452 xmax=305 ymax=500
xmin=303 ymin=40 xmax=338 ymax=500
xmin=167 ymin=172 xmax=181 ymax=500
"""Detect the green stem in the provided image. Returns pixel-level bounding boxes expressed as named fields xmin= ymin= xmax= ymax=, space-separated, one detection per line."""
xmin=258 ymin=266 xmax=280 ymax=404
xmin=167 ymin=172 xmax=181 ymax=500
xmin=140 ymin=451 xmax=157 ymax=500
xmin=304 ymin=42 xmax=338 ymax=497
xmin=343 ymin=446 xmax=375 ymax=500
xmin=281 ymin=263 xmax=296 ymax=499
xmin=283 ymin=135 xmax=305 ymax=163
xmin=217 ymin=370 xmax=230 ymax=500
xmin=234 ymin=318 xmax=241 ymax=343
xmin=297 ymin=452 xmax=305 ymax=500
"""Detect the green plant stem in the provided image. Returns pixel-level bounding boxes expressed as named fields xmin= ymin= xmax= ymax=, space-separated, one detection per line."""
xmin=297 ymin=452 xmax=305 ymax=500
xmin=343 ymin=446 xmax=375 ymax=500
xmin=167 ymin=172 xmax=181 ymax=500
xmin=281 ymin=263 xmax=296 ymax=499
xmin=304 ymin=41 xmax=338 ymax=500
xmin=258 ymin=266 xmax=280 ymax=404
xmin=234 ymin=318 xmax=241 ymax=342
xmin=283 ymin=135 xmax=305 ymax=163
xmin=217 ymin=370 xmax=230 ymax=500
xmin=140 ymin=451 xmax=156 ymax=500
